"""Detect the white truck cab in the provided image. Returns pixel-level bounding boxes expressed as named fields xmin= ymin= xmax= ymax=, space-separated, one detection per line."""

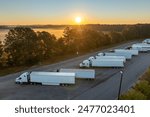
xmin=79 ymin=60 xmax=91 ymax=67
xmin=15 ymin=72 xmax=30 ymax=84
xmin=143 ymin=39 xmax=150 ymax=44
xmin=88 ymin=56 xmax=95 ymax=61
xmin=97 ymin=53 xmax=104 ymax=56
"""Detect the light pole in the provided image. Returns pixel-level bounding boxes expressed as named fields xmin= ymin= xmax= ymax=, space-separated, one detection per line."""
xmin=118 ymin=70 xmax=124 ymax=100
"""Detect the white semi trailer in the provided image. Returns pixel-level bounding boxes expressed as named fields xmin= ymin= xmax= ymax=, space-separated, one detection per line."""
xmin=59 ymin=68 xmax=95 ymax=79
xmin=80 ymin=59 xmax=124 ymax=68
xmin=95 ymin=55 xmax=126 ymax=62
xmin=15 ymin=72 xmax=75 ymax=85
xmin=88 ymin=56 xmax=125 ymax=62
xmin=132 ymin=43 xmax=150 ymax=52
xmin=97 ymin=52 xmax=132 ymax=59
xmin=114 ymin=49 xmax=139 ymax=55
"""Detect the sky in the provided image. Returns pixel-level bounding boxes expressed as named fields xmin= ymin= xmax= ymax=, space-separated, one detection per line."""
xmin=0 ymin=0 xmax=150 ymax=25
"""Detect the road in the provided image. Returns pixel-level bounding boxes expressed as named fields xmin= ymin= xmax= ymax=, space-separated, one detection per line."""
xmin=0 ymin=41 xmax=150 ymax=100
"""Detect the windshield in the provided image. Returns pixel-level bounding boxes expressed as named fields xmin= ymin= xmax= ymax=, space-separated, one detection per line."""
xmin=18 ymin=77 xmax=21 ymax=80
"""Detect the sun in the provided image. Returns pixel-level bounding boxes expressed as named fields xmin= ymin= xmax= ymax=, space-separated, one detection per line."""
xmin=75 ymin=17 xmax=82 ymax=24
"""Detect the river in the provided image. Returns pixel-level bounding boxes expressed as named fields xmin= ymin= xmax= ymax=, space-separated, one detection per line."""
xmin=0 ymin=28 xmax=64 ymax=42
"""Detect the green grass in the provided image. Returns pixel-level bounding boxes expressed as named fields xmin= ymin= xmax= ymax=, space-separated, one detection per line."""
xmin=120 ymin=89 xmax=147 ymax=100
xmin=120 ymin=67 xmax=150 ymax=100
xmin=140 ymin=68 xmax=150 ymax=83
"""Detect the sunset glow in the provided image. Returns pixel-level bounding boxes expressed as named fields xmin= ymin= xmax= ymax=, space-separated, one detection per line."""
xmin=0 ymin=0 xmax=150 ymax=25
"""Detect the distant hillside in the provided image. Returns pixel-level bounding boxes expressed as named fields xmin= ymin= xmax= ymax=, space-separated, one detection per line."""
xmin=1 ymin=24 xmax=150 ymax=32
xmin=0 ymin=25 xmax=67 ymax=30
xmin=85 ymin=24 xmax=150 ymax=32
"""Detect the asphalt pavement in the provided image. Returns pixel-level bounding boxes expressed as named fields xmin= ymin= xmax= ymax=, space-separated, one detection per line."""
xmin=0 ymin=41 xmax=150 ymax=100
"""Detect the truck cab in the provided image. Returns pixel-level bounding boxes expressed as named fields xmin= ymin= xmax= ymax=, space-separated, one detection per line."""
xmin=15 ymin=72 xmax=29 ymax=84
xmin=143 ymin=39 xmax=150 ymax=44
xmin=88 ymin=56 xmax=95 ymax=61
xmin=79 ymin=60 xmax=90 ymax=68
xmin=97 ymin=53 xmax=104 ymax=56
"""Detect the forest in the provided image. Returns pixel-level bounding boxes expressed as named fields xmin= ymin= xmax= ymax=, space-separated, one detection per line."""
xmin=0 ymin=24 xmax=150 ymax=68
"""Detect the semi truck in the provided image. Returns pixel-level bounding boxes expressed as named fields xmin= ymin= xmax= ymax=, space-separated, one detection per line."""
xmin=143 ymin=39 xmax=150 ymax=44
xmin=59 ymin=68 xmax=95 ymax=79
xmin=15 ymin=72 xmax=75 ymax=85
xmin=79 ymin=59 xmax=124 ymax=68
xmin=114 ymin=49 xmax=139 ymax=56
xmin=132 ymin=43 xmax=150 ymax=52
xmin=97 ymin=52 xmax=132 ymax=59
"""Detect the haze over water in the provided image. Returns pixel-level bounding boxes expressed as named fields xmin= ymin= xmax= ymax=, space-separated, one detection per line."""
xmin=1 ymin=0 xmax=150 ymax=42
xmin=0 ymin=28 xmax=64 ymax=42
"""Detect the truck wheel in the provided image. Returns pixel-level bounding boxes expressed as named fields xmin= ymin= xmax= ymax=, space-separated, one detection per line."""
xmin=60 ymin=84 xmax=64 ymax=86
xmin=65 ymin=84 xmax=69 ymax=86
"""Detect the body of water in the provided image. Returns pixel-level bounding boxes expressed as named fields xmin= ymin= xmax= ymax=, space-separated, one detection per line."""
xmin=0 ymin=28 xmax=64 ymax=42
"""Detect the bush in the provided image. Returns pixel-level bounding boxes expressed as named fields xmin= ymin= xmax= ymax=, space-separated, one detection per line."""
xmin=121 ymin=71 xmax=150 ymax=100
xmin=120 ymin=89 xmax=147 ymax=100
xmin=134 ymin=80 xmax=150 ymax=99
xmin=0 ymin=41 xmax=3 ymax=57
xmin=142 ymin=68 xmax=150 ymax=84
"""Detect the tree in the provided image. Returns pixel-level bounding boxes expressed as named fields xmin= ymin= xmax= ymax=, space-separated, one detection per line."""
xmin=4 ymin=27 xmax=39 ymax=65
xmin=81 ymin=29 xmax=108 ymax=51
xmin=0 ymin=41 xmax=4 ymax=67
xmin=82 ymin=29 xmax=100 ymax=50
xmin=63 ymin=27 xmax=79 ymax=53
xmin=0 ymin=52 xmax=8 ymax=67
xmin=0 ymin=41 xmax=3 ymax=57
xmin=109 ymin=31 xmax=124 ymax=44
xmin=102 ymin=34 xmax=111 ymax=45
xmin=63 ymin=27 xmax=112 ymax=53
xmin=54 ymin=37 xmax=66 ymax=55
xmin=36 ymin=31 xmax=56 ymax=59
xmin=122 ymin=26 xmax=139 ymax=40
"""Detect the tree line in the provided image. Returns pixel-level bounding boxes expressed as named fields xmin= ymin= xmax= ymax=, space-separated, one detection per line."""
xmin=0 ymin=24 xmax=150 ymax=67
